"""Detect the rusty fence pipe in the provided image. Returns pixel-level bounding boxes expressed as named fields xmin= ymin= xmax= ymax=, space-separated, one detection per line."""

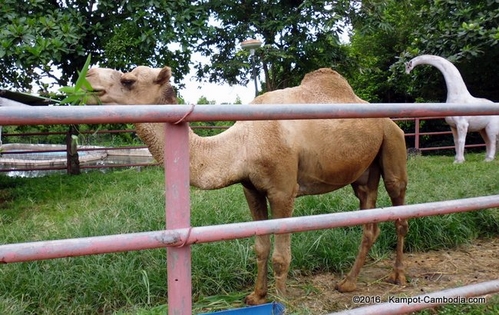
xmin=331 ymin=279 xmax=499 ymax=315
xmin=1 ymin=103 xmax=499 ymax=125
xmin=184 ymin=194 xmax=499 ymax=244
xmin=2 ymin=195 xmax=499 ymax=263
xmin=164 ymin=122 xmax=192 ymax=315
xmin=0 ymin=230 xmax=182 ymax=263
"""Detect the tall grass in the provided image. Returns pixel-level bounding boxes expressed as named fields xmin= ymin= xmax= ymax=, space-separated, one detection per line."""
xmin=0 ymin=153 xmax=498 ymax=314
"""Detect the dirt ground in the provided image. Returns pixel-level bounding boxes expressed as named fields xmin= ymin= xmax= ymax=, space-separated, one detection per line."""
xmin=287 ymin=237 xmax=499 ymax=314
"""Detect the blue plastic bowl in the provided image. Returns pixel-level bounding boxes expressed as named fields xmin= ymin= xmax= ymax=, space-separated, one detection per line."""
xmin=199 ymin=302 xmax=285 ymax=315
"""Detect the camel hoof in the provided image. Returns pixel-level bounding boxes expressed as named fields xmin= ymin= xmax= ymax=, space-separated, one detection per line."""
xmin=244 ymin=292 xmax=267 ymax=305
xmin=485 ymin=157 xmax=494 ymax=162
xmin=453 ymin=159 xmax=464 ymax=164
xmin=386 ymin=272 xmax=407 ymax=285
xmin=335 ymin=278 xmax=357 ymax=293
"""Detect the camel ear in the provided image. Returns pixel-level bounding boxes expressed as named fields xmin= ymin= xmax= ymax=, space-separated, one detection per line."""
xmin=154 ymin=67 xmax=172 ymax=85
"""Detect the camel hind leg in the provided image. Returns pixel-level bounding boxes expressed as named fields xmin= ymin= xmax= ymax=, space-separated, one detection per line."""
xmin=336 ymin=165 xmax=381 ymax=292
xmin=242 ymin=183 xmax=297 ymax=305
xmin=379 ymin=133 xmax=408 ymax=286
xmin=480 ymin=129 xmax=496 ymax=162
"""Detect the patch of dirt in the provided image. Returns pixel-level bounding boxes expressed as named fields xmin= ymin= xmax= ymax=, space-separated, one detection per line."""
xmin=287 ymin=237 xmax=499 ymax=314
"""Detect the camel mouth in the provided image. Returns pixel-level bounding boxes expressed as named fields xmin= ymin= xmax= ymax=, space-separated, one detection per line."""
xmin=404 ymin=61 xmax=413 ymax=73
xmin=91 ymin=89 xmax=105 ymax=97
xmin=82 ymin=90 xmax=106 ymax=105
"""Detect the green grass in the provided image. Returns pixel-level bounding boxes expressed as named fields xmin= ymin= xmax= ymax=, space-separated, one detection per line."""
xmin=0 ymin=153 xmax=499 ymax=314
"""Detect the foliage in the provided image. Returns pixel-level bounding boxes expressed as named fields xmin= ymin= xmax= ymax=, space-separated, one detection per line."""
xmin=345 ymin=0 xmax=421 ymax=102
xmin=395 ymin=0 xmax=499 ymax=102
xmin=343 ymin=0 xmax=499 ymax=150
xmin=194 ymin=0 xmax=353 ymax=92
xmin=58 ymin=54 xmax=94 ymax=105
xmin=346 ymin=0 xmax=499 ymax=103
xmin=189 ymin=95 xmax=235 ymax=137
xmin=0 ymin=0 xmax=208 ymax=91
xmin=2 ymin=0 xmax=498 ymax=106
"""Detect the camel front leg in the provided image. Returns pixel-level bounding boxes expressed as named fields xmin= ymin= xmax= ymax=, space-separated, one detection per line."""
xmin=243 ymin=186 xmax=271 ymax=305
xmin=245 ymin=234 xmax=271 ymax=305
xmin=272 ymin=233 xmax=291 ymax=296
xmin=267 ymin=187 xmax=297 ymax=297
xmin=450 ymin=124 xmax=468 ymax=163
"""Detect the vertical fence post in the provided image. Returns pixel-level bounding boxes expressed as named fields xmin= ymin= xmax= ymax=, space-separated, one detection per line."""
xmin=415 ymin=118 xmax=420 ymax=150
xmin=164 ymin=122 xmax=192 ymax=315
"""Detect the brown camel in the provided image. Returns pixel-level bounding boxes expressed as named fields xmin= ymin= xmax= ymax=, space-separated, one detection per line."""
xmin=86 ymin=66 xmax=409 ymax=305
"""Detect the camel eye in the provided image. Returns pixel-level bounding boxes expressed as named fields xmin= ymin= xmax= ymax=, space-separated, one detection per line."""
xmin=121 ymin=79 xmax=136 ymax=89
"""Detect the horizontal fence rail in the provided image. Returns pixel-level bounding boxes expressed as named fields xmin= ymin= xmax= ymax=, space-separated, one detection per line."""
xmin=1 ymin=103 xmax=499 ymax=315
xmin=1 ymin=103 xmax=499 ymax=125
xmin=0 ymin=117 xmax=488 ymax=175
xmin=332 ymin=280 xmax=499 ymax=315
xmin=1 ymin=195 xmax=499 ymax=263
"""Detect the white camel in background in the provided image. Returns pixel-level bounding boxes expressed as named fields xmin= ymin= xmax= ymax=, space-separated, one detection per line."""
xmin=405 ymin=54 xmax=499 ymax=163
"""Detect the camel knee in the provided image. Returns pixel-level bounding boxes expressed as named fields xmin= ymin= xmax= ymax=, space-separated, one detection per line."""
xmin=362 ymin=223 xmax=380 ymax=246
xmin=272 ymin=247 xmax=291 ymax=275
xmin=384 ymin=180 xmax=407 ymax=205
xmin=395 ymin=219 xmax=409 ymax=237
xmin=272 ymin=252 xmax=290 ymax=296
xmin=254 ymin=236 xmax=271 ymax=261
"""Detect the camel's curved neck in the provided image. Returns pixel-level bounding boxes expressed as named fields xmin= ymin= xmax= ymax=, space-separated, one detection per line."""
xmin=411 ymin=55 xmax=471 ymax=101
xmin=135 ymin=123 xmax=166 ymax=163
xmin=188 ymin=125 xmax=247 ymax=189
xmin=134 ymin=122 xmax=247 ymax=190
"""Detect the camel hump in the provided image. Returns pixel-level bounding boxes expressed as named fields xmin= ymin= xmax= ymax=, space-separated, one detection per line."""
xmin=251 ymin=67 xmax=366 ymax=104
xmin=300 ymin=68 xmax=344 ymax=84
xmin=300 ymin=68 xmax=366 ymax=103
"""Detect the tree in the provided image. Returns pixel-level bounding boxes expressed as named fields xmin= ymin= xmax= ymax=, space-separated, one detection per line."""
xmin=344 ymin=0 xmax=425 ymax=102
xmin=0 ymin=0 xmax=208 ymax=92
xmin=194 ymin=0 xmax=353 ymax=93
xmin=345 ymin=0 xmax=499 ymax=103
xmin=196 ymin=95 xmax=215 ymax=105
xmin=398 ymin=0 xmax=499 ymax=102
xmin=345 ymin=0 xmax=499 ymax=151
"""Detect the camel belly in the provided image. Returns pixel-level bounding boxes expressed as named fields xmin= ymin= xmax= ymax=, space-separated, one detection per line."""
xmin=296 ymin=181 xmax=349 ymax=196
xmin=296 ymin=161 xmax=372 ymax=196
xmin=445 ymin=116 xmax=497 ymax=131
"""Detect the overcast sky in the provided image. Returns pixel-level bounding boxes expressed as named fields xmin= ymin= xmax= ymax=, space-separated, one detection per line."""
xmin=177 ymin=72 xmax=255 ymax=105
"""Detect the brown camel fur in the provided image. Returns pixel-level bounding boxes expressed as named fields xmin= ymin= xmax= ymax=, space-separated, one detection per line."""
xmin=86 ymin=66 xmax=409 ymax=305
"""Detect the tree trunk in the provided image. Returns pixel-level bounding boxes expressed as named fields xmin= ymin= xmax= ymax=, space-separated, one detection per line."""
xmin=66 ymin=125 xmax=81 ymax=175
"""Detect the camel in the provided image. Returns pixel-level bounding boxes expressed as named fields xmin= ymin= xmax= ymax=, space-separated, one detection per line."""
xmin=86 ymin=66 xmax=409 ymax=305
xmin=405 ymin=54 xmax=499 ymax=163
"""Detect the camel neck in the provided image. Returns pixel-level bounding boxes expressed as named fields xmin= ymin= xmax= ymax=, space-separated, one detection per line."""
xmin=188 ymin=125 xmax=247 ymax=190
xmin=135 ymin=123 xmax=166 ymax=164
xmin=413 ymin=55 xmax=471 ymax=101
xmin=134 ymin=122 xmax=247 ymax=190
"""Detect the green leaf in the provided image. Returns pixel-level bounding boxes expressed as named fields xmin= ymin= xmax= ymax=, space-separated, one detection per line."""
xmin=74 ymin=54 xmax=92 ymax=91
xmin=58 ymin=86 xmax=75 ymax=94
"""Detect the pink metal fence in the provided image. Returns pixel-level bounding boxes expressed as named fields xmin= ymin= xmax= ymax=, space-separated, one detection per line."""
xmin=1 ymin=103 xmax=499 ymax=315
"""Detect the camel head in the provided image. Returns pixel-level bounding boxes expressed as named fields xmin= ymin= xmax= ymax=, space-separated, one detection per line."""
xmin=405 ymin=55 xmax=430 ymax=73
xmin=85 ymin=66 xmax=177 ymax=105
xmin=404 ymin=60 xmax=415 ymax=74
xmin=405 ymin=54 xmax=447 ymax=74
